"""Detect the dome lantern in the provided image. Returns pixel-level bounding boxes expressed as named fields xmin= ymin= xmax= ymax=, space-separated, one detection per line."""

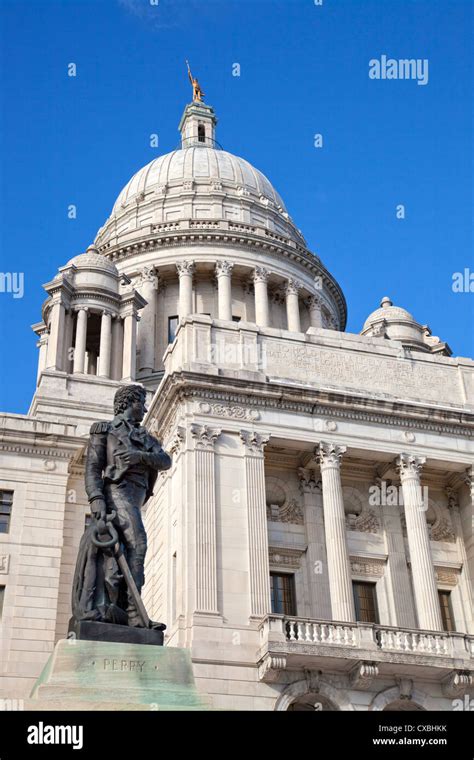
xmin=178 ymin=99 xmax=218 ymax=149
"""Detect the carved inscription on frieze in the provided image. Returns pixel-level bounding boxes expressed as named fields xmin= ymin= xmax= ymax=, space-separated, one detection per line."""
xmin=264 ymin=342 xmax=461 ymax=404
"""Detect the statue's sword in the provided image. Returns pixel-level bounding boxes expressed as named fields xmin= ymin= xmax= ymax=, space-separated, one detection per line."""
xmin=92 ymin=511 xmax=150 ymax=628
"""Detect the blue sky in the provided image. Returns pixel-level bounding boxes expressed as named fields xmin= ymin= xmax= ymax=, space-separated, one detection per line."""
xmin=0 ymin=0 xmax=472 ymax=413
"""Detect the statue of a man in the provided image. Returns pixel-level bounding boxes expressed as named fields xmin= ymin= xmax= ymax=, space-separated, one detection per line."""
xmin=186 ymin=60 xmax=205 ymax=102
xmin=72 ymin=384 xmax=172 ymax=628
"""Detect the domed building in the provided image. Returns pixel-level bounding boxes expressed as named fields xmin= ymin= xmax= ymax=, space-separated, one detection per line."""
xmin=0 ymin=97 xmax=473 ymax=711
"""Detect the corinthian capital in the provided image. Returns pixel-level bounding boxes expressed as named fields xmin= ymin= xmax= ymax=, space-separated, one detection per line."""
xmin=176 ymin=260 xmax=195 ymax=277
xmin=253 ymin=266 xmax=269 ymax=284
xmin=314 ymin=442 xmax=346 ymax=469
xmin=137 ymin=265 xmax=158 ymax=288
xmin=215 ymin=260 xmax=234 ymax=277
xmin=298 ymin=467 xmax=321 ymax=494
xmin=284 ymin=278 xmax=302 ymax=297
xmin=240 ymin=430 xmax=270 ymax=455
xmin=190 ymin=424 xmax=221 ymax=449
xmin=396 ymin=453 xmax=426 ymax=480
xmin=305 ymin=294 xmax=322 ymax=311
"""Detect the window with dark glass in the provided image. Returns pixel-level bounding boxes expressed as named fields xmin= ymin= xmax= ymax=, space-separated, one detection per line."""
xmin=232 ymin=315 xmax=241 ymax=323
xmin=270 ymin=573 xmax=296 ymax=615
xmin=0 ymin=491 xmax=13 ymax=534
xmin=168 ymin=316 xmax=179 ymax=344
xmin=0 ymin=586 xmax=5 ymax=621
xmin=198 ymin=124 xmax=205 ymax=143
xmin=438 ymin=590 xmax=455 ymax=632
xmin=352 ymin=581 xmax=379 ymax=624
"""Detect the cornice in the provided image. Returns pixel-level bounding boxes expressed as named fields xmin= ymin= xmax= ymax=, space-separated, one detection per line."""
xmin=150 ymin=370 xmax=473 ymax=440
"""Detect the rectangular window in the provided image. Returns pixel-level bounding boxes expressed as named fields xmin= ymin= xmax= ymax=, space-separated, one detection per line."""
xmin=353 ymin=581 xmax=379 ymax=624
xmin=438 ymin=590 xmax=455 ymax=632
xmin=168 ymin=316 xmax=179 ymax=344
xmin=0 ymin=491 xmax=13 ymax=534
xmin=270 ymin=573 xmax=296 ymax=615
xmin=232 ymin=315 xmax=241 ymax=323
xmin=0 ymin=586 xmax=5 ymax=621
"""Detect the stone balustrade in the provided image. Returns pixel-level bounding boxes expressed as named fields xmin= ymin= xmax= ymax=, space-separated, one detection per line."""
xmin=286 ymin=618 xmax=358 ymax=647
xmin=376 ymin=627 xmax=451 ymax=656
xmin=259 ymin=614 xmax=474 ymax=665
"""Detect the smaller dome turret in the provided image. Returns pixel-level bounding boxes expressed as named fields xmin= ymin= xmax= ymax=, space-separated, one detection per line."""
xmin=361 ymin=297 xmax=451 ymax=356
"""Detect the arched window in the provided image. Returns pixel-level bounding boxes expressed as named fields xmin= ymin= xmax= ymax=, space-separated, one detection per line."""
xmin=198 ymin=124 xmax=205 ymax=143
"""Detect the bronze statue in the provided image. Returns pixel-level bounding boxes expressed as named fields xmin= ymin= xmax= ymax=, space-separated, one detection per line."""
xmin=186 ymin=59 xmax=205 ymax=102
xmin=71 ymin=385 xmax=172 ymax=634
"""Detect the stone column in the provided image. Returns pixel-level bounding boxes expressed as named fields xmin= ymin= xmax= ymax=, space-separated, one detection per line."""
xmin=315 ymin=442 xmax=355 ymax=622
xmin=137 ymin=267 xmax=157 ymax=375
xmin=462 ymin=468 xmax=474 ymax=595
xmin=190 ymin=424 xmax=221 ymax=614
xmin=176 ymin=261 xmax=195 ymax=320
xmin=111 ymin=316 xmax=124 ymax=381
xmin=122 ymin=312 xmax=137 ymax=381
xmin=240 ymin=431 xmax=271 ymax=617
xmin=62 ymin=310 xmax=75 ymax=373
xmin=298 ymin=468 xmax=331 ymax=619
xmin=253 ymin=267 xmax=270 ymax=328
xmin=98 ymin=310 xmax=112 ymax=378
xmin=36 ymin=331 xmax=49 ymax=384
xmin=73 ymin=307 xmax=88 ymax=374
xmin=215 ymin=261 xmax=234 ymax=321
xmin=45 ymin=300 xmax=66 ymax=370
xmin=284 ymin=278 xmax=301 ymax=332
xmin=306 ymin=294 xmax=323 ymax=328
xmin=396 ymin=454 xmax=443 ymax=631
xmin=88 ymin=350 xmax=98 ymax=375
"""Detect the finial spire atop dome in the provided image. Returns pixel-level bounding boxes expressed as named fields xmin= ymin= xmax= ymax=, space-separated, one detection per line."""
xmin=186 ymin=60 xmax=205 ymax=102
xmin=178 ymin=98 xmax=218 ymax=148
xmin=380 ymin=296 xmax=393 ymax=308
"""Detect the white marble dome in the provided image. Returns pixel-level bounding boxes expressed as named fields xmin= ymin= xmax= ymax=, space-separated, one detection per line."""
xmin=95 ymin=145 xmax=306 ymax=248
xmin=62 ymin=247 xmax=119 ymax=291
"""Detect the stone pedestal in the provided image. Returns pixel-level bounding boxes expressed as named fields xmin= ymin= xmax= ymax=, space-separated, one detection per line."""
xmin=27 ymin=639 xmax=213 ymax=711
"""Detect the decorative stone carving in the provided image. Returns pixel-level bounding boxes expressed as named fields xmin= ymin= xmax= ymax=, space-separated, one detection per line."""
xmin=190 ymin=424 xmax=221 ymax=449
xmin=430 ymin=516 xmax=456 ymax=544
xmin=136 ymin=265 xmax=157 ymax=288
xmin=441 ymin=671 xmax=473 ymax=698
xmin=215 ymin=261 xmax=234 ymax=277
xmin=350 ymin=661 xmax=380 ymax=690
xmin=269 ymin=547 xmax=304 ymax=568
xmin=239 ymin=431 xmax=269 ymax=454
xmin=403 ymin=431 xmax=416 ymax=443
xmin=325 ymin=420 xmax=338 ymax=432
xmin=305 ymin=294 xmax=322 ymax=310
xmin=258 ymin=654 xmax=287 ymax=683
xmin=298 ymin=468 xmax=321 ymax=494
xmin=396 ymin=453 xmax=426 ymax=479
xmin=168 ymin=426 xmax=186 ymax=455
xmin=284 ymin=278 xmax=302 ymax=297
xmin=182 ymin=180 xmax=194 ymax=192
xmin=253 ymin=266 xmax=269 ymax=284
xmin=315 ymin=442 xmax=346 ymax=468
xmin=396 ymin=678 xmax=414 ymax=701
xmin=176 ymin=260 xmax=195 ymax=276
xmin=210 ymin=180 xmax=223 ymax=192
xmin=346 ymin=509 xmax=379 ymax=534
xmin=350 ymin=557 xmax=385 ymax=577
xmin=435 ymin=567 xmax=459 ymax=586
xmin=198 ymin=401 xmax=260 ymax=421
xmin=0 ymin=553 xmax=10 ymax=574
xmin=267 ymin=499 xmax=304 ymax=525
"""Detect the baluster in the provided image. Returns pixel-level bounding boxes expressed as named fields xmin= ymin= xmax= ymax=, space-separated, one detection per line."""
xmin=434 ymin=636 xmax=441 ymax=655
xmin=288 ymin=621 xmax=296 ymax=641
xmin=426 ymin=635 xmax=433 ymax=653
xmin=297 ymin=621 xmax=304 ymax=641
xmin=320 ymin=624 xmax=327 ymax=643
xmin=312 ymin=623 xmax=319 ymax=643
xmin=327 ymin=625 xmax=334 ymax=644
xmin=305 ymin=622 xmax=312 ymax=642
xmin=335 ymin=626 xmax=342 ymax=644
xmin=403 ymin=632 xmax=410 ymax=651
